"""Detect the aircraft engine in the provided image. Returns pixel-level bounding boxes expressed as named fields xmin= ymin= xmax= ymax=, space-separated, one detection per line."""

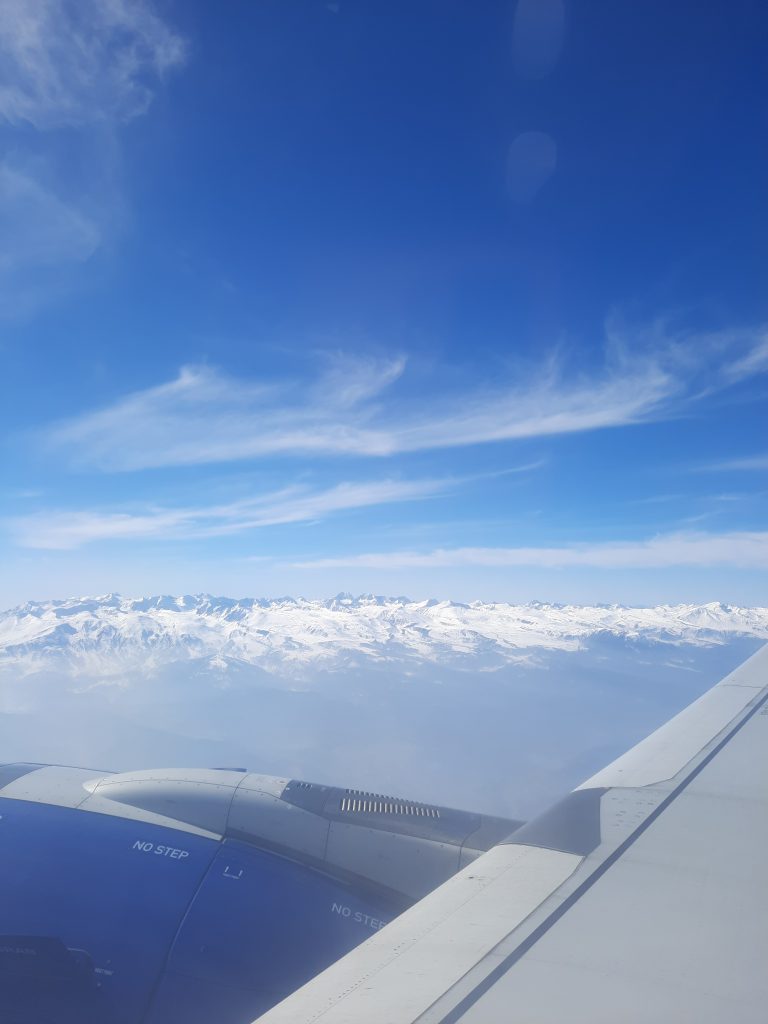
xmin=0 ymin=763 xmax=520 ymax=1023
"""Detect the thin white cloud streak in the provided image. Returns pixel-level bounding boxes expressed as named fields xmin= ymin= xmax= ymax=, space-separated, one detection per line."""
xmin=0 ymin=163 xmax=100 ymax=275
xmin=0 ymin=0 xmax=187 ymax=128
xmin=48 ymin=359 xmax=398 ymax=468
xmin=722 ymin=334 xmax=768 ymax=383
xmin=44 ymin=326 xmax=768 ymax=471
xmin=701 ymin=454 xmax=768 ymax=472
xmin=316 ymin=352 xmax=407 ymax=408
xmin=292 ymin=531 xmax=768 ymax=571
xmin=9 ymin=477 xmax=451 ymax=550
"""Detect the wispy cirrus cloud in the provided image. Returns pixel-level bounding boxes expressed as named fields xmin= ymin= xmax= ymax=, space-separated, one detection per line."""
xmin=722 ymin=334 xmax=768 ymax=383
xmin=46 ymin=357 xmax=402 ymax=469
xmin=0 ymin=153 xmax=104 ymax=315
xmin=0 ymin=0 xmax=186 ymax=128
xmin=0 ymin=163 xmax=101 ymax=272
xmin=45 ymin=355 xmax=669 ymax=469
xmin=292 ymin=530 xmax=768 ymax=571
xmin=9 ymin=476 xmax=451 ymax=550
xmin=0 ymin=0 xmax=186 ymax=314
xmin=43 ymin=325 xmax=768 ymax=470
xmin=603 ymin=316 xmax=768 ymax=393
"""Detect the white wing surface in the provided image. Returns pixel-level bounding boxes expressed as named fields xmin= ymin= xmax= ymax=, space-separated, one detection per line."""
xmin=254 ymin=643 xmax=768 ymax=1024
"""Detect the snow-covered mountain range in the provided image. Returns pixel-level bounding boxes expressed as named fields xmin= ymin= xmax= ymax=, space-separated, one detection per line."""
xmin=1 ymin=594 xmax=766 ymax=818
xmin=2 ymin=594 xmax=767 ymax=680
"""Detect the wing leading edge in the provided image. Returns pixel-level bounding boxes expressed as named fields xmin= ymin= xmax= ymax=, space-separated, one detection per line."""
xmin=254 ymin=643 xmax=768 ymax=1024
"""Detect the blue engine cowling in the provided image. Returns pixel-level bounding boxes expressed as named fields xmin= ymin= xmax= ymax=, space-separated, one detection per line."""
xmin=0 ymin=764 xmax=520 ymax=1023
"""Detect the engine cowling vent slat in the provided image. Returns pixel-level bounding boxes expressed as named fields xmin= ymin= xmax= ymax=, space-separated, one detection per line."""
xmin=340 ymin=789 xmax=440 ymax=819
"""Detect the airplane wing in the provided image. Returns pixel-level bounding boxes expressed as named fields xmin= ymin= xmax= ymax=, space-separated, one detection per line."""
xmin=254 ymin=642 xmax=768 ymax=1024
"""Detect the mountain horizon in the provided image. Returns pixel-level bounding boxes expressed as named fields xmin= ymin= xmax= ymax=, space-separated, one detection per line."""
xmin=3 ymin=591 xmax=767 ymax=678
xmin=1 ymin=592 xmax=764 ymax=819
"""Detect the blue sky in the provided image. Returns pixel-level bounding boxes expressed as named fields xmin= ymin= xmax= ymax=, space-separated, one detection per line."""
xmin=1 ymin=0 xmax=767 ymax=606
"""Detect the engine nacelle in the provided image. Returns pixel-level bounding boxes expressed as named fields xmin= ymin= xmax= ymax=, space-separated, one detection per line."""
xmin=0 ymin=763 xmax=521 ymax=1023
